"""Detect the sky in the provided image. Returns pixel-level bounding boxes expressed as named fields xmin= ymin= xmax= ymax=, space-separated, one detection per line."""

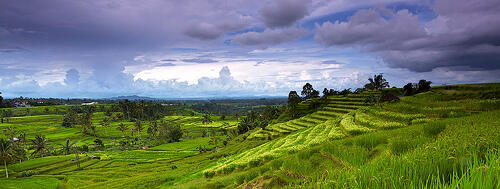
xmin=0 ymin=0 xmax=499 ymax=98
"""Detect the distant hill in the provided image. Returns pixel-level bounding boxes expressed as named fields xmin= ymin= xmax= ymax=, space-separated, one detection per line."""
xmin=106 ymin=95 xmax=158 ymax=101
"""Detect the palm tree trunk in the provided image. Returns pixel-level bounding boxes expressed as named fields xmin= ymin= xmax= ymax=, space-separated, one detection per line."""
xmin=4 ymin=159 xmax=8 ymax=178
xmin=105 ymin=127 xmax=108 ymax=136
xmin=75 ymin=152 xmax=81 ymax=170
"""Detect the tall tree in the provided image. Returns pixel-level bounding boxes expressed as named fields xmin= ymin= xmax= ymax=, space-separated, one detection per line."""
xmin=287 ymin=91 xmax=301 ymax=107
xmin=322 ymin=88 xmax=330 ymax=98
xmin=364 ymin=74 xmax=389 ymax=90
xmin=100 ymin=117 xmax=111 ymax=136
xmin=300 ymin=83 xmax=314 ymax=99
xmin=202 ymin=114 xmax=213 ymax=125
xmin=80 ymin=111 xmax=94 ymax=135
xmin=0 ymin=91 xmax=3 ymax=108
xmin=147 ymin=121 xmax=158 ymax=138
xmin=17 ymin=133 xmax=28 ymax=160
xmin=117 ymin=123 xmax=128 ymax=137
xmin=417 ymin=80 xmax=432 ymax=93
xmin=0 ymin=138 xmax=13 ymax=178
xmin=29 ymin=134 xmax=48 ymax=158
xmin=134 ymin=120 xmax=143 ymax=140
xmin=158 ymin=122 xmax=183 ymax=143
xmin=59 ymin=138 xmax=77 ymax=155
xmin=62 ymin=109 xmax=79 ymax=128
xmin=288 ymin=91 xmax=302 ymax=118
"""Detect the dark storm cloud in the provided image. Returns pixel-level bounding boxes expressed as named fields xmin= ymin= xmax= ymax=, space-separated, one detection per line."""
xmin=182 ymin=16 xmax=253 ymax=40
xmin=0 ymin=0 xmax=258 ymax=50
xmin=182 ymin=58 xmax=218 ymax=63
xmin=233 ymin=28 xmax=308 ymax=48
xmin=183 ymin=22 xmax=225 ymax=40
xmin=315 ymin=0 xmax=500 ymax=72
xmin=260 ymin=0 xmax=312 ymax=27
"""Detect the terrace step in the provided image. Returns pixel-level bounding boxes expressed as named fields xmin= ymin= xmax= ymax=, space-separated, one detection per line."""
xmin=309 ymin=114 xmax=333 ymax=121
xmin=288 ymin=120 xmax=311 ymax=128
xmin=327 ymin=101 xmax=370 ymax=106
xmin=324 ymin=104 xmax=365 ymax=110
xmin=322 ymin=107 xmax=352 ymax=113
xmin=316 ymin=111 xmax=344 ymax=118
xmin=299 ymin=116 xmax=325 ymax=124
xmin=285 ymin=122 xmax=306 ymax=130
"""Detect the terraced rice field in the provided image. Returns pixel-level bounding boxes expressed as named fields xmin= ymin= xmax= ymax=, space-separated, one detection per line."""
xmin=248 ymin=93 xmax=378 ymax=140
xmin=205 ymin=116 xmax=345 ymax=175
xmin=208 ymin=92 xmax=381 ymax=175
xmin=202 ymin=85 xmax=500 ymax=184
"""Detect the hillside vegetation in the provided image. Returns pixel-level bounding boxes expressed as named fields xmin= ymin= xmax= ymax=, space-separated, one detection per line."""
xmin=0 ymin=83 xmax=499 ymax=188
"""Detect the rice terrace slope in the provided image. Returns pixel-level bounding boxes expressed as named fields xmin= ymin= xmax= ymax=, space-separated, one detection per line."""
xmin=1 ymin=83 xmax=499 ymax=188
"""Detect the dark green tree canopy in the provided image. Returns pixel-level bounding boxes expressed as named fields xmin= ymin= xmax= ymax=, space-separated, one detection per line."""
xmin=301 ymin=83 xmax=319 ymax=99
xmin=287 ymin=91 xmax=301 ymax=107
xmin=364 ymin=74 xmax=390 ymax=90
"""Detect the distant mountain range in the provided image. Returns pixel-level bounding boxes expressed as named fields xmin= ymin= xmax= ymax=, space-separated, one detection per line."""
xmin=104 ymin=95 xmax=286 ymax=101
xmin=105 ymin=95 xmax=158 ymax=100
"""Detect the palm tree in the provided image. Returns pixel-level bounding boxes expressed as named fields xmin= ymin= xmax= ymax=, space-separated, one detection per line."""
xmin=202 ymin=114 xmax=213 ymax=125
xmin=12 ymin=143 xmax=26 ymax=163
xmin=134 ymin=120 xmax=143 ymax=140
xmin=4 ymin=126 xmax=16 ymax=139
xmin=59 ymin=138 xmax=77 ymax=155
xmin=365 ymin=74 xmax=390 ymax=90
xmin=18 ymin=133 xmax=28 ymax=160
xmin=117 ymin=123 xmax=128 ymax=137
xmin=0 ymin=138 xmax=13 ymax=178
xmin=147 ymin=121 xmax=158 ymax=138
xmin=100 ymin=117 xmax=111 ymax=136
xmin=29 ymin=134 xmax=48 ymax=158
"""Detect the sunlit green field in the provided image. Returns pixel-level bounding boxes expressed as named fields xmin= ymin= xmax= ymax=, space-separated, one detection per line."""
xmin=1 ymin=83 xmax=499 ymax=188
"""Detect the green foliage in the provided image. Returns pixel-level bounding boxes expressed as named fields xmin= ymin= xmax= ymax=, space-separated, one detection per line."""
xmin=301 ymin=83 xmax=319 ymax=99
xmin=158 ymin=122 xmax=183 ymax=143
xmin=61 ymin=108 xmax=78 ymax=128
xmin=353 ymin=133 xmax=388 ymax=150
xmin=423 ymin=122 xmax=446 ymax=138
xmin=0 ymin=177 xmax=60 ymax=189
xmin=0 ymin=83 xmax=498 ymax=188
xmin=365 ymin=74 xmax=389 ymax=90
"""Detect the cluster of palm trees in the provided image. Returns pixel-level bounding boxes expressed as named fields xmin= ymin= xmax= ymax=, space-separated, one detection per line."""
xmin=0 ymin=132 xmax=85 ymax=178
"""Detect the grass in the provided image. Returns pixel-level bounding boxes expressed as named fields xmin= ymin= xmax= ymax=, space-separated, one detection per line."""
xmin=1 ymin=83 xmax=499 ymax=188
xmin=0 ymin=176 xmax=60 ymax=189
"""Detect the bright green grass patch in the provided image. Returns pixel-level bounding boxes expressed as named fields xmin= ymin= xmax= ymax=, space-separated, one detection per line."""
xmin=367 ymin=106 xmax=426 ymax=124
xmin=91 ymin=150 xmax=197 ymax=163
xmin=147 ymin=137 xmax=214 ymax=151
xmin=354 ymin=111 xmax=405 ymax=129
xmin=339 ymin=113 xmax=374 ymax=135
xmin=0 ymin=176 xmax=60 ymax=189
xmin=9 ymin=155 xmax=75 ymax=172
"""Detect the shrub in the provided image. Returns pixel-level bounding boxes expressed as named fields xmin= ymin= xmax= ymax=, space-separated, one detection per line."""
xmin=21 ymin=170 xmax=37 ymax=177
xmin=245 ymin=170 xmax=259 ymax=182
xmin=235 ymin=174 xmax=246 ymax=185
xmin=248 ymin=158 xmax=262 ymax=167
xmin=203 ymin=170 xmax=215 ymax=178
xmin=222 ymin=165 xmax=235 ymax=174
xmin=380 ymin=93 xmax=400 ymax=102
xmin=236 ymin=163 xmax=247 ymax=170
xmin=158 ymin=122 xmax=183 ymax=143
